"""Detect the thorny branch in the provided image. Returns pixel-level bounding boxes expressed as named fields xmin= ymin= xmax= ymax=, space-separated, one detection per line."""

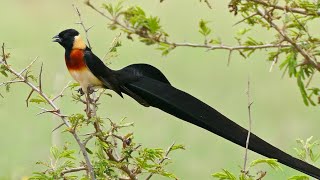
xmin=256 ymin=8 xmax=320 ymax=71
xmin=0 ymin=43 xmax=96 ymax=180
xmin=145 ymin=142 xmax=176 ymax=180
xmin=81 ymin=90 xmax=138 ymax=180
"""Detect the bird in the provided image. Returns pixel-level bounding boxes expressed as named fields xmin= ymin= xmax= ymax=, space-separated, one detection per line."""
xmin=53 ymin=29 xmax=320 ymax=178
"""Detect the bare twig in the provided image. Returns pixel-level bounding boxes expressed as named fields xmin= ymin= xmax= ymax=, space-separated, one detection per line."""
xmin=25 ymin=89 xmax=34 ymax=107
xmin=233 ymin=13 xmax=259 ymax=26
xmin=0 ymin=80 xmax=24 ymax=87
xmin=52 ymin=81 xmax=72 ymax=102
xmin=52 ymin=122 xmax=65 ymax=133
xmin=61 ymin=166 xmax=87 ymax=176
xmin=18 ymin=56 xmax=38 ymax=76
xmin=73 ymin=4 xmax=93 ymax=49
xmin=200 ymin=0 xmax=212 ymax=9
xmin=145 ymin=142 xmax=176 ymax=180
xmin=227 ymin=50 xmax=233 ymax=66
xmin=243 ymin=78 xmax=253 ymax=173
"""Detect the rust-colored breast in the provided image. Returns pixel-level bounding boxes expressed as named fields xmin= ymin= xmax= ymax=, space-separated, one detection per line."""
xmin=65 ymin=49 xmax=86 ymax=71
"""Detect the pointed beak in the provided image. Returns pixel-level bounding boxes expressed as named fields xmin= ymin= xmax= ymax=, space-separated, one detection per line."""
xmin=52 ymin=35 xmax=62 ymax=42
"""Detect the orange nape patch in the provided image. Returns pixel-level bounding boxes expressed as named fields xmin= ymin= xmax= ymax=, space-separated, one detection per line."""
xmin=65 ymin=49 xmax=86 ymax=71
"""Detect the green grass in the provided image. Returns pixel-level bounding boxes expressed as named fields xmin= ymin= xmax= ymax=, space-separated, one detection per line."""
xmin=0 ymin=0 xmax=319 ymax=179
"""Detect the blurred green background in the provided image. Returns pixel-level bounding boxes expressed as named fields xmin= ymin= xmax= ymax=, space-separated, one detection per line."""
xmin=0 ymin=0 xmax=319 ymax=179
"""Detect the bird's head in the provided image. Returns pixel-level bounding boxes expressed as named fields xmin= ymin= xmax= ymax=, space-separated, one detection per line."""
xmin=52 ymin=29 xmax=86 ymax=50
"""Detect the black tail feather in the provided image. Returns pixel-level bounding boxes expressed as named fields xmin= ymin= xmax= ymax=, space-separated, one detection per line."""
xmin=125 ymin=77 xmax=320 ymax=179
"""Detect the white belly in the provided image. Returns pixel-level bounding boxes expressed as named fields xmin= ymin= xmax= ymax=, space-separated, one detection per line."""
xmin=69 ymin=68 xmax=103 ymax=92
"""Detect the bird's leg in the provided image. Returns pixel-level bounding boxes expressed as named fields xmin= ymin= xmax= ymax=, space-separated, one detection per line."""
xmin=85 ymin=86 xmax=94 ymax=119
xmin=85 ymin=92 xmax=91 ymax=119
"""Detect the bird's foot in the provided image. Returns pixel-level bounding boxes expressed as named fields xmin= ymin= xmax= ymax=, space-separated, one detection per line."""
xmin=76 ymin=87 xmax=96 ymax=96
xmin=77 ymin=88 xmax=85 ymax=96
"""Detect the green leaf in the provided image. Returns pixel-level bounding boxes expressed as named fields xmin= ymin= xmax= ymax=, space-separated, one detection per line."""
xmin=170 ymin=144 xmax=185 ymax=151
xmin=288 ymin=175 xmax=309 ymax=180
xmin=29 ymin=95 xmax=48 ymax=105
xmin=50 ymin=146 xmax=59 ymax=160
xmin=29 ymin=172 xmax=54 ymax=180
xmin=199 ymin=19 xmax=212 ymax=36
xmin=27 ymin=74 xmax=38 ymax=82
xmin=236 ymin=28 xmax=251 ymax=36
xmin=212 ymin=169 xmax=236 ymax=180
xmin=68 ymin=82 xmax=80 ymax=90
xmin=58 ymin=149 xmax=76 ymax=160
xmin=156 ymin=43 xmax=175 ymax=56
xmin=249 ymin=158 xmax=282 ymax=170
xmin=297 ymin=74 xmax=309 ymax=106
xmin=103 ymin=3 xmax=114 ymax=16
xmin=0 ymin=65 xmax=8 ymax=77
xmin=146 ymin=16 xmax=161 ymax=34
xmin=86 ymin=147 xmax=93 ymax=154
xmin=0 ymin=70 xmax=8 ymax=77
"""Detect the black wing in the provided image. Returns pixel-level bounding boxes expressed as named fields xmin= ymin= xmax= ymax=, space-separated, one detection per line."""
xmin=83 ymin=49 xmax=123 ymax=97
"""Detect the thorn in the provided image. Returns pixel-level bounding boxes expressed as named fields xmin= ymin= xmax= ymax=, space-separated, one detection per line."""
xmin=39 ymin=62 xmax=43 ymax=92
xmin=52 ymin=123 xmax=65 ymax=132
xmin=26 ymin=89 xmax=34 ymax=107
xmin=86 ymin=25 xmax=94 ymax=32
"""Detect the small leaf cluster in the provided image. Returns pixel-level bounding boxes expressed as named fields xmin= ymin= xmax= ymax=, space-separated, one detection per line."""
xmin=29 ymin=108 xmax=184 ymax=179
xmin=103 ymin=1 xmax=168 ymax=44
xmin=29 ymin=145 xmax=78 ymax=180
xmin=295 ymin=136 xmax=320 ymax=163
xmin=212 ymin=158 xmax=281 ymax=180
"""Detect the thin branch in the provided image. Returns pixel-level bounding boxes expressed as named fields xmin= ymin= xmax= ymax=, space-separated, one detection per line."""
xmin=61 ymin=166 xmax=87 ymax=176
xmin=242 ymin=78 xmax=253 ymax=173
xmin=18 ymin=56 xmax=38 ymax=76
xmin=305 ymin=72 xmax=315 ymax=88
xmin=0 ymin=80 xmax=24 ymax=87
xmin=1 ymin=44 xmax=95 ymax=179
xmin=36 ymin=107 xmax=65 ymax=117
xmin=73 ymin=4 xmax=93 ymax=49
xmin=200 ymin=0 xmax=212 ymax=9
xmin=52 ymin=81 xmax=72 ymax=102
xmin=269 ymin=44 xmax=282 ymax=72
xmin=233 ymin=13 xmax=258 ymax=26
xmin=247 ymin=0 xmax=320 ymax=16
xmin=52 ymin=122 xmax=65 ymax=133
xmin=227 ymin=50 xmax=233 ymax=66
xmin=145 ymin=142 xmax=176 ymax=180
xmin=168 ymin=41 xmax=294 ymax=51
